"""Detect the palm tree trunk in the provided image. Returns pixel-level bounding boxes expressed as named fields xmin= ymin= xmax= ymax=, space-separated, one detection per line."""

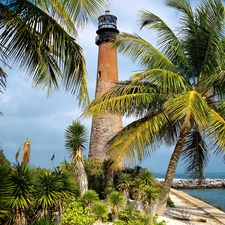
xmin=74 ymin=151 xmax=88 ymax=195
xmin=156 ymin=127 xmax=190 ymax=215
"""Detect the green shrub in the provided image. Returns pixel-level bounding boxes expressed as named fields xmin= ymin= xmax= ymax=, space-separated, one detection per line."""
xmin=33 ymin=219 xmax=55 ymax=225
xmin=166 ymin=197 xmax=175 ymax=208
xmin=62 ymin=198 xmax=95 ymax=225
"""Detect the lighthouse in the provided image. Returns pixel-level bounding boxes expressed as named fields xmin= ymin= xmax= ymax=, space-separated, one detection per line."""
xmin=88 ymin=11 xmax=123 ymax=165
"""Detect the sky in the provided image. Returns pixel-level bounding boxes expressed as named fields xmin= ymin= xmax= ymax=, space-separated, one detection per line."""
xmin=1 ymin=0 xmax=225 ymax=174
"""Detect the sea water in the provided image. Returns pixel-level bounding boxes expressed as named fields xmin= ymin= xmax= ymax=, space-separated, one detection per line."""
xmin=182 ymin=189 xmax=225 ymax=212
xmin=154 ymin=172 xmax=225 ymax=212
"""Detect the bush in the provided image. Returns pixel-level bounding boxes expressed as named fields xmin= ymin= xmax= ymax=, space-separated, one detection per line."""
xmin=166 ymin=197 xmax=175 ymax=208
xmin=62 ymin=198 xmax=95 ymax=225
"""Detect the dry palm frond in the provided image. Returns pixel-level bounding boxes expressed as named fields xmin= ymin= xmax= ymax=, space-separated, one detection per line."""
xmin=22 ymin=138 xmax=30 ymax=164
xmin=15 ymin=147 xmax=20 ymax=162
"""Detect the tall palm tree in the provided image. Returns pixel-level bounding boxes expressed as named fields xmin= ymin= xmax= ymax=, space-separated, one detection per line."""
xmin=0 ymin=0 xmax=110 ymax=106
xmin=65 ymin=120 xmax=89 ymax=194
xmin=84 ymin=0 xmax=225 ymax=215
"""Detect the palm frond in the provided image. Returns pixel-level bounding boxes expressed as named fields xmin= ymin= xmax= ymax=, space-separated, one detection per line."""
xmin=137 ymin=9 xmax=193 ymax=79
xmin=0 ymin=1 xmax=89 ymax=106
xmin=168 ymin=0 xmax=225 ymax=79
xmin=83 ymin=80 xmax=164 ymax=118
xmin=0 ymin=67 xmax=7 ymax=94
xmin=114 ymin=32 xmax=177 ymax=72
xmin=181 ymin=130 xmax=209 ymax=180
xmin=165 ymin=91 xmax=211 ymax=128
xmin=206 ymin=109 xmax=225 ymax=156
xmin=106 ymin=112 xmax=170 ymax=168
xmin=131 ymin=69 xmax=190 ymax=95
xmin=59 ymin=0 xmax=110 ymax=29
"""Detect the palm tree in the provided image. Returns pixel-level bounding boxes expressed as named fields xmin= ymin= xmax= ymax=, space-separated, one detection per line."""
xmin=65 ymin=120 xmax=89 ymax=194
xmin=0 ymin=0 xmax=110 ymax=106
xmin=84 ymin=0 xmax=225 ymax=215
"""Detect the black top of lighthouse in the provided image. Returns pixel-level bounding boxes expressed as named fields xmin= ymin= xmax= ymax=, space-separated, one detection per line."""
xmin=95 ymin=10 xmax=119 ymax=45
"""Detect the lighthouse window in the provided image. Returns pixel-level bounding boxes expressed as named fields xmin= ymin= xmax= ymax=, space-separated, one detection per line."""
xmin=98 ymin=71 xmax=101 ymax=78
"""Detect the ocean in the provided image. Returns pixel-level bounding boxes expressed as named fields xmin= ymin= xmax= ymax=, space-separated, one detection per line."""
xmin=154 ymin=172 xmax=225 ymax=212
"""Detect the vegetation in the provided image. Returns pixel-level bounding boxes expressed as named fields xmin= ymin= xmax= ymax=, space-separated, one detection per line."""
xmin=2 ymin=0 xmax=223 ymax=223
xmin=65 ymin=120 xmax=89 ymax=195
xmin=0 ymin=0 xmax=110 ymax=107
xmin=0 ymin=149 xmax=166 ymax=224
xmin=84 ymin=0 xmax=225 ymax=214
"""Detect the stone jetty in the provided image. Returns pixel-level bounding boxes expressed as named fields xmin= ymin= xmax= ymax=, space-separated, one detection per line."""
xmin=156 ymin=178 xmax=225 ymax=189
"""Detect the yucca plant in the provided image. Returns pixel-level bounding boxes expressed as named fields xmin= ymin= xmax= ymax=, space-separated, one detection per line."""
xmin=65 ymin=120 xmax=89 ymax=195
xmin=107 ymin=191 xmax=124 ymax=221
xmin=9 ymin=163 xmax=34 ymax=225
xmin=92 ymin=201 xmax=108 ymax=223
xmin=0 ymin=165 xmax=13 ymax=223
xmin=142 ymin=186 xmax=161 ymax=215
xmin=80 ymin=189 xmax=99 ymax=215
xmin=116 ymin=173 xmax=132 ymax=200
xmin=34 ymin=169 xmax=74 ymax=224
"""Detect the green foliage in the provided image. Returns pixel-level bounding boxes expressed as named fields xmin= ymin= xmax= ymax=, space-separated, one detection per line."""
xmin=33 ymin=219 xmax=55 ymax=225
xmin=62 ymin=198 xmax=95 ymax=225
xmin=114 ymin=208 xmax=166 ymax=225
xmin=0 ymin=165 xmax=13 ymax=221
xmin=166 ymin=197 xmax=175 ymax=208
xmin=107 ymin=191 xmax=124 ymax=221
xmin=85 ymin=160 xmax=107 ymax=196
xmin=0 ymin=149 xmax=10 ymax=165
xmin=92 ymin=201 xmax=108 ymax=222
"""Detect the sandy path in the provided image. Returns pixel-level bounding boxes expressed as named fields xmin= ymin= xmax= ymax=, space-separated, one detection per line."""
xmin=157 ymin=192 xmax=224 ymax=225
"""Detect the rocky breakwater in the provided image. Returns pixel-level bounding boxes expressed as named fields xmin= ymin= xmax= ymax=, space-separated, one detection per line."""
xmin=156 ymin=178 xmax=225 ymax=189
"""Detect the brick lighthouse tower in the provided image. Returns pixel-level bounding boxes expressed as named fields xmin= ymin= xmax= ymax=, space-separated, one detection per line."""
xmin=88 ymin=10 xmax=123 ymax=165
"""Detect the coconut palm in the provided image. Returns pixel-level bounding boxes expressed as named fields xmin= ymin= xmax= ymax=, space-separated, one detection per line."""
xmin=84 ymin=0 xmax=225 ymax=215
xmin=0 ymin=0 xmax=110 ymax=106
xmin=65 ymin=120 xmax=89 ymax=194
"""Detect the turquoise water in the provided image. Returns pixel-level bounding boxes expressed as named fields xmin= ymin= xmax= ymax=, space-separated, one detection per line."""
xmin=182 ymin=189 xmax=225 ymax=212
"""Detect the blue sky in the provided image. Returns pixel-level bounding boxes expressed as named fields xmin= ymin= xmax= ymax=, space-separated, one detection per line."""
xmin=1 ymin=0 xmax=225 ymax=174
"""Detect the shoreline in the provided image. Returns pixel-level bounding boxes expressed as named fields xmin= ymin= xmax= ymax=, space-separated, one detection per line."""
xmin=156 ymin=178 xmax=225 ymax=189
xmin=157 ymin=189 xmax=225 ymax=225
